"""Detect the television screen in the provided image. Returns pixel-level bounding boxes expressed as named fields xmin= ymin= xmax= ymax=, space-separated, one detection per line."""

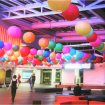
xmin=22 ymin=71 xmax=32 ymax=79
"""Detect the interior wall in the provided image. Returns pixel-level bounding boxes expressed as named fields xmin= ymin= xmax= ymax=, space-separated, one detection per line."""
xmin=83 ymin=63 xmax=105 ymax=85
xmin=61 ymin=69 xmax=75 ymax=85
xmin=0 ymin=69 xmax=5 ymax=85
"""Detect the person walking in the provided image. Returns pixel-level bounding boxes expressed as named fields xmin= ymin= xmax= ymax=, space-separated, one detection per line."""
xmin=7 ymin=75 xmax=19 ymax=102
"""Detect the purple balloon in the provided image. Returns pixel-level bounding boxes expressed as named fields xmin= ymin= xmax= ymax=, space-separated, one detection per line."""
xmin=30 ymin=48 xmax=37 ymax=55
xmin=90 ymin=36 xmax=102 ymax=47
xmin=3 ymin=42 xmax=12 ymax=51
xmin=62 ymin=46 xmax=70 ymax=54
xmin=56 ymin=53 xmax=61 ymax=59
xmin=37 ymin=50 xmax=43 ymax=56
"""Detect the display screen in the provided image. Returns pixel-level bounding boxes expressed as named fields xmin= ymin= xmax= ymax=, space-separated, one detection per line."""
xmin=63 ymin=63 xmax=94 ymax=70
xmin=22 ymin=72 xmax=32 ymax=79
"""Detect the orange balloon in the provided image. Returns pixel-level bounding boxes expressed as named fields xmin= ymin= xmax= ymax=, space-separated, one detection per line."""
xmin=14 ymin=51 xmax=20 ymax=58
xmin=38 ymin=38 xmax=49 ymax=48
xmin=23 ymin=32 xmax=35 ymax=43
xmin=71 ymin=56 xmax=75 ymax=61
xmin=50 ymin=52 xmax=56 ymax=58
xmin=98 ymin=44 xmax=105 ymax=52
xmin=11 ymin=55 xmax=16 ymax=60
xmin=7 ymin=50 xmax=14 ymax=56
xmin=28 ymin=54 xmax=34 ymax=59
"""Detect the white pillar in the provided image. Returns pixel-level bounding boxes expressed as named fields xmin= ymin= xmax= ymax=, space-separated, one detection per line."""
xmin=51 ymin=69 xmax=56 ymax=86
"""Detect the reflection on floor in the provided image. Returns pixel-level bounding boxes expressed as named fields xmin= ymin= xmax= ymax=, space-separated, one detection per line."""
xmin=0 ymin=83 xmax=103 ymax=105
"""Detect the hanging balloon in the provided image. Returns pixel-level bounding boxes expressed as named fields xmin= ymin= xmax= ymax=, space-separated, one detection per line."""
xmin=98 ymin=44 xmax=105 ymax=52
xmin=14 ymin=51 xmax=20 ymax=58
xmin=50 ymin=52 xmax=56 ymax=58
xmin=69 ymin=48 xmax=76 ymax=56
xmin=100 ymin=50 xmax=105 ymax=54
xmin=3 ymin=42 xmax=12 ymax=51
xmin=62 ymin=54 xmax=66 ymax=59
xmin=89 ymin=54 xmax=94 ymax=60
xmin=43 ymin=51 xmax=50 ymax=57
xmin=28 ymin=54 xmax=34 ymax=59
xmin=30 ymin=48 xmax=37 ymax=56
xmin=66 ymin=55 xmax=71 ymax=60
xmin=75 ymin=50 xmax=80 ymax=56
xmin=0 ymin=57 xmax=5 ymax=62
xmin=23 ymin=57 xmax=28 ymax=61
xmin=12 ymin=45 xmax=19 ymax=52
xmin=11 ymin=55 xmax=16 ymax=60
xmin=34 ymin=54 xmax=39 ymax=58
xmin=87 ymin=54 xmax=91 ymax=59
xmin=47 ymin=58 xmax=51 ymax=62
xmin=22 ymin=59 xmax=28 ymax=65
xmin=56 ymin=59 xmax=60 ymax=63
xmin=0 ymin=40 xmax=4 ymax=49
xmin=37 ymin=50 xmax=43 ymax=56
xmin=62 ymin=4 xmax=79 ymax=21
xmin=0 ymin=49 xmax=5 ymax=57
xmin=7 ymin=50 xmax=14 ymax=57
xmin=83 ymin=53 xmax=88 ymax=59
xmin=95 ymin=42 xmax=104 ymax=50
xmin=23 ymin=32 xmax=35 ymax=43
xmin=47 ymin=0 xmax=71 ymax=12
xmin=78 ymin=51 xmax=84 ymax=58
xmin=71 ymin=56 xmax=75 ymax=61
xmin=86 ymin=32 xmax=97 ymax=42
xmin=18 ymin=59 xmax=22 ymax=63
xmin=38 ymin=38 xmax=49 ymax=48
xmin=62 ymin=46 xmax=70 ymax=54
xmin=7 ymin=26 xmax=21 ymax=38
xmin=38 ymin=56 xmax=43 ymax=61
xmin=54 ymin=43 xmax=63 ymax=52
xmin=20 ymin=47 xmax=30 ymax=57
xmin=75 ymin=56 xmax=79 ymax=61
xmin=56 ymin=53 xmax=61 ymax=59
xmin=31 ymin=60 xmax=36 ymax=64
xmin=85 ymin=28 xmax=93 ymax=37
xmin=48 ymin=41 xmax=56 ymax=49
xmin=75 ymin=21 xmax=91 ymax=36
xmin=90 ymin=36 xmax=102 ymax=47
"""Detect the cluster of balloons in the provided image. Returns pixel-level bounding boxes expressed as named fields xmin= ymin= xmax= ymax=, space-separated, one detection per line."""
xmin=47 ymin=0 xmax=79 ymax=21
xmin=75 ymin=21 xmax=105 ymax=54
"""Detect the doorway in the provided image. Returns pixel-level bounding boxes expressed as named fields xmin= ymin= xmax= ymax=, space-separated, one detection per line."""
xmin=43 ymin=72 xmax=51 ymax=85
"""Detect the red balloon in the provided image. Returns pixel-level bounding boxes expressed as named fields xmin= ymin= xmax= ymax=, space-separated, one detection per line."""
xmin=62 ymin=4 xmax=79 ymax=21
xmin=43 ymin=57 xmax=47 ymax=62
xmin=95 ymin=57 xmax=101 ymax=63
xmin=86 ymin=32 xmax=97 ymax=42
xmin=34 ymin=58 xmax=40 ymax=64
xmin=0 ymin=49 xmax=5 ymax=57
xmin=22 ymin=59 xmax=28 ymax=64
xmin=87 ymin=54 xmax=91 ymax=59
xmin=23 ymin=57 xmax=28 ymax=60
xmin=20 ymin=47 xmax=30 ymax=57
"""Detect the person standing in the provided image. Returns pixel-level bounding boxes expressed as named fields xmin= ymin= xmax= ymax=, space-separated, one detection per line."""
xmin=7 ymin=75 xmax=19 ymax=102
xmin=32 ymin=73 xmax=35 ymax=88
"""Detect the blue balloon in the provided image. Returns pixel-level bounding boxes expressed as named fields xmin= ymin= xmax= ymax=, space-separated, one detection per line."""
xmin=47 ymin=58 xmax=51 ymax=62
xmin=0 ymin=40 xmax=4 ymax=49
xmin=43 ymin=51 xmax=50 ymax=57
xmin=66 ymin=55 xmax=71 ymax=60
xmin=51 ymin=62 xmax=54 ymax=65
xmin=89 ymin=54 xmax=94 ymax=60
xmin=10 ymin=62 xmax=13 ymax=64
xmin=0 ymin=57 xmax=5 ymax=62
xmin=100 ymin=51 xmax=105 ymax=54
xmin=78 ymin=51 xmax=84 ymax=58
xmin=62 ymin=54 xmax=66 ymax=59
xmin=69 ymin=48 xmax=76 ymax=56
xmin=76 ymin=50 xmax=80 ymax=56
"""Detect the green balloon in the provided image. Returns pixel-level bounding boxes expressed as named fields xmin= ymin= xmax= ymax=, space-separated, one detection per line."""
xmin=54 ymin=43 xmax=63 ymax=52
xmin=34 ymin=54 xmax=39 ymax=58
xmin=33 ymin=64 xmax=36 ymax=67
xmin=18 ymin=59 xmax=22 ymax=63
xmin=48 ymin=41 xmax=56 ymax=49
xmin=93 ymin=56 xmax=96 ymax=60
xmin=28 ymin=61 xmax=31 ymax=65
xmin=95 ymin=42 xmax=104 ymax=50
xmin=4 ymin=54 xmax=9 ymax=59
xmin=85 ymin=59 xmax=88 ymax=61
xmin=38 ymin=56 xmax=43 ymax=61
xmin=75 ymin=56 xmax=79 ymax=61
xmin=5 ymin=58 xmax=9 ymax=62
xmin=56 ymin=59 xmax=60 ymax=63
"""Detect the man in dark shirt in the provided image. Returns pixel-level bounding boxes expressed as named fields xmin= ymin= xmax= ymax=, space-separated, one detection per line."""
xmin=74 ymin=84 xmax=81 ymax=96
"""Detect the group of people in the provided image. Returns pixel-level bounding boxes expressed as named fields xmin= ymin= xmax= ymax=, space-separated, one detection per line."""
xmin=7 ymin=73 xmax=35 ymax=102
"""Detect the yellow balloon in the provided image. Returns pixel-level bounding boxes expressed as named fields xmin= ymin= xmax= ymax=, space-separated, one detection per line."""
xmin=47 ymin=0 xmax=71 ymax=12
xmin=11 ymin=55 xmax=16 ymax=60
xmin=98 ymin=44 xmax=105 ymax=52
xmin=14 ymin=51 xmax=20 ymax=58
xmin=75 ymin=21 xmax=91 ymax=36
xmin=50 ymin=52 xmax=56 ymax=58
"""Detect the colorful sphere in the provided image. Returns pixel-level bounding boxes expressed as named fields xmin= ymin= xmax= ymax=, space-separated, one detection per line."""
xmin=66 ymin=55 xmax=71 ymax=60
xmin=43 ymin=51 xmax=50 ymax=57
xmin=62 ymin=54 xmax=66 ymax=59
xmin=11 ymin=55 xmax=16 ymax=60
xmin=38 ymin=38 xmax=49 ymax=48
xmin=3 ymin=42 xmax=12 ymax=51
xmin=23 ymin=32 xmax=35 ymax=43
xmin=20 ymin=47 xmax=30 ymax=57
xmin=83 ymin=53 xmax=87 ymax=59
xmin=62 ymin=46 xmax=70 ymax=54
xmin=78 ymin=51 xmax=84 ymax=58
xmin=86 ymin=32 xmax=97 ymax=42
xmin=62 ymin=4 xmax=79 ymax=21
xmin=76 ymin=50 xmax=80 ymax=56
xmin=37 ymin=50 xmax=43 ymax=56
xmin=14 ymin=51 xmax=20 ymax=58
xmin=56 ymin=53 xmax=61 ymax=59
xmin=50 ymin=52 xmax=56 ymax=58
xmin=7 ymin=26 xmax=21 ymax=38
xmin=6 ymin=50 xmax=14 ymax=57
xmin=54 ymin=43 xmax=63 ymax=52
xmin=90 ymin=36 xmax=102 ymax=47
xmin=30 ymin=48 xmax=37 ymax=55
xmin=69 ymin=48 xmax=76 ymax=56
xmin=34 ymin=54 xmax=39 ymax=58
xmin=12 ymin=45 xmax=19 ymax=52
xmin=85 ymin=28 xmax=93 ymax=37
xmin=0 ymin=40 xmax=4 ymax=49
xmin=89 ymin=54 xmax=94 ymax=60
xmin=47 ymin=0 xmax=71 ymax=12
xmin=95 ymin=42 xmax=104 ymax=50
xmin=0 ymin=49 xmax=5 ymax=57
xmin=48 ymin=41 xmax=56 ymax=49
xmin=98 ymin=44 xmax=105 ymax=52
xmin=75 ymin=21 xmax=91 ymax=36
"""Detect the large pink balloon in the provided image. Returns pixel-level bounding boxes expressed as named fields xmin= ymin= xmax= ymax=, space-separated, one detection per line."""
xmin=83 ymin=53 xmax=87 ymax=59
xmin=37 ymin=50 xmax=43 ymax=56
xmin=3 ymin=42 xmax=12 ymax=51
xmin=7 ymin=26 xmax=21 ymax=38
xmin=56 ymin=53 xmax=61 ymax=59
xmin=30 ymin=48 xmax=37 ymax=55
xmin=90 ymin=36 xmax=102 ymax=47
xmin=62 ymin=46 xmax=70 ymax=54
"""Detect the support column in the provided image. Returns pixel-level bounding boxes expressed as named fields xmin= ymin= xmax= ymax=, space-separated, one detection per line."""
xmin=51 ymin=69 xmax=56 ymax=86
